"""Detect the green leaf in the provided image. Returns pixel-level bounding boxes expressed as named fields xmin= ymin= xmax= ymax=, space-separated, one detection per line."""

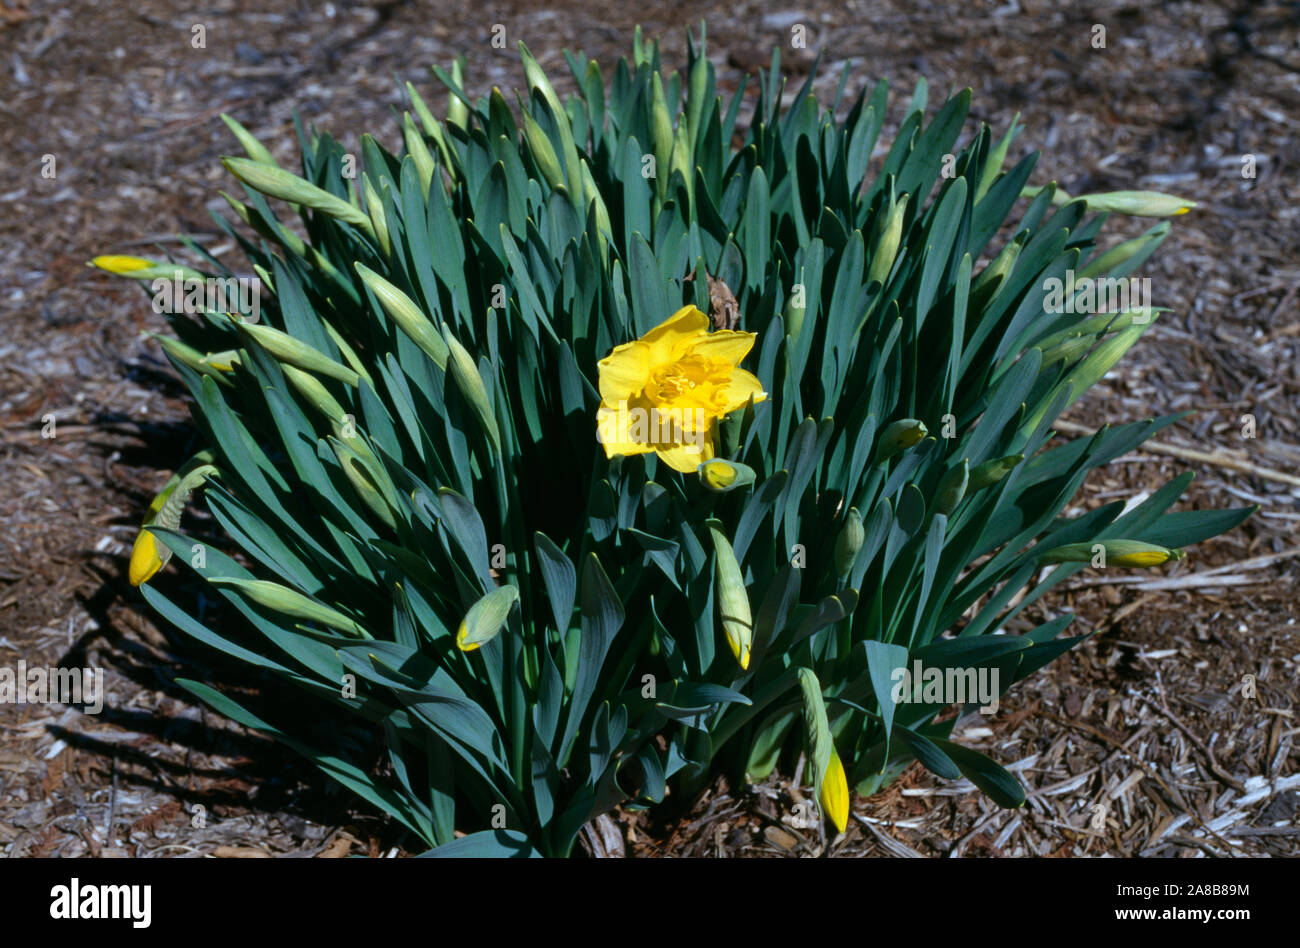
xmin=532 ymin=532 xmax=577 ymax=634
xmin=930 ymin=739 xmax=1026 ymax=808
xmin=558 ymin=554 xmax=625 ymax=766
xmin=417 ymin=830 xmax=541 ymax=858
xmin=863 ymin=640 xmax=909 ymax=743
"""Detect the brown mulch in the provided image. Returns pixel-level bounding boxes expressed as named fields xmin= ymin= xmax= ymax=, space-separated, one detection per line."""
xmin=1 ymin=0 xmax=1296 ymax=857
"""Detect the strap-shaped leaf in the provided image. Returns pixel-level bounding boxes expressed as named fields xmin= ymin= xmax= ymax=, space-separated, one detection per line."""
xmin=930 ymin=738 xmax=1026 ymax=808
xmin=557 ymin=554 xmax=625 ymax=767
xmin=532 ymin=532 xmax=577 ymax=634
xmin=863 ymin=640 xmax=909 ymax=746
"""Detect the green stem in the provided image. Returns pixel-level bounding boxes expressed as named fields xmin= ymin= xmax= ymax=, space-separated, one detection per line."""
xmin=710 ymin=666 xmax=799 ymax=753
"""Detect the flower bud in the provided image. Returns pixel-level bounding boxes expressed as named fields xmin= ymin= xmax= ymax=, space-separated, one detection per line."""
xmin=933 ymin=460 xmax=969 ymax=516
xmin=819 ymin=749 xmax=850 ymax=834
xmin=280 ymin=364 xmax=347 ymax=424
xmin=698 ymin=459 xmax=755 ymax=492
xmin=222 ymin=157 xmax=374 ymax=235
xmin=1078 ymin=190 xmax=1196 ymax=218
xmin=129 ymin=461 xmax=218 ymax=586
xmin=442 ymin=326 xmax=502 ymax=453
xmin=971 ymin=235 xmax=1022 ymax=298
xmin=448 ymin=59 xmax=470 ymax=130
xmin=456 ymin=585 xmax=520 ymax=651
xmin=874 ymin=419 xmax=927 ymax=463
xmin=355 ymin=263 xmax=449 ymax=370
xmin=331 ymin=437 xmax=399 ymax=530
xmin=868 ymin=193 xmax=909 ymax=286
xmin=833 ymin=507 xmax=865 ymax=576
xmin=1038 ymin=539 xmax=1184 ymax=567
xmin=210 ymin=578 xmax=370 ymax=637
xmin=220 ymin=113 xmax=278 ymax=168
xmin=967 ymin=454 xmax=1023 ymax=492
xmin=521 ymin=109 xmax=566 ymax=192
xmin=1077 ymin=221 xmax=1170 ymax=281
xmin=361 ymin=174 xmax=392 ymax=258
xmin=90 ymin=255 xmax=206 ymax=283
xmin=128 ymin=529 xmax=167 ymax=587
xmin=708 ymin=520 xmax=753 ymax=669
xmin=237 ymin=321 xmax=360 ymax=387
xmin=403 ymin=113 xmax=436 ymax=199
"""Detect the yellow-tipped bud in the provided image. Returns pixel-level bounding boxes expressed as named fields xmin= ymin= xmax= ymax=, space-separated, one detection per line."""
xmin=456 ymin=585 xmax=520 ymax=651
xmin=875 ymin=419 xmax=927 ymax=463
xmin=820 ymin=749 xmax=850 ymax=834
xmin=199 ymin=350 xmax=242 ymax=373
xmin=128 ymin=459 xmax=217 ymax=586
xmin=91 ymin=255 xmax=152 ymax=275
xmin=91 ymin=256 xmax=206 ymax=283
xmin=128 ymin=529 xmax=166 ymax=587
xmin=1078 ymin=190 xmax=1196 ymax=218
xmin=698 ymin=459 xmax=755 ymax=492
xmin=1039 ymin=539 xmax=1184 ymax=568
xmin=708 ymin=520 xmax=753 ymax=670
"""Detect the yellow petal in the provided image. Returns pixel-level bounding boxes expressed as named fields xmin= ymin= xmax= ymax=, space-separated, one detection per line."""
xmin=655 ymin=437 xmax=714 ymax=473
xmin=128 ymin=530 xmax=165 ymax=586
xmin=597 ymin=340 xmax=651 ymax=404
xmin=640 ymin=305 xmax=710 ymax=362
xmin=720 ymin=368 xmax=767 ymax=413
xmin=690 ymin=329 xmax=757 ymax=366
xmin=596 ymin=403 xmax=655 ymax=458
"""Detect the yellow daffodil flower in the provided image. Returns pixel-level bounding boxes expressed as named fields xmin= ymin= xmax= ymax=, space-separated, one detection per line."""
xmin=595 ymin=305 xmax=766 ymax=472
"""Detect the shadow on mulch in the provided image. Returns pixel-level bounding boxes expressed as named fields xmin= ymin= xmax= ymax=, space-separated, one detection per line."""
xmin=64 ymin=538 xmax=419 ymax=854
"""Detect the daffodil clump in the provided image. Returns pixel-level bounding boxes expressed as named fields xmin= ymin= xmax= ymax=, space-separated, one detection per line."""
xmin=104 ymin=30 xmax=1251 ymax=855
